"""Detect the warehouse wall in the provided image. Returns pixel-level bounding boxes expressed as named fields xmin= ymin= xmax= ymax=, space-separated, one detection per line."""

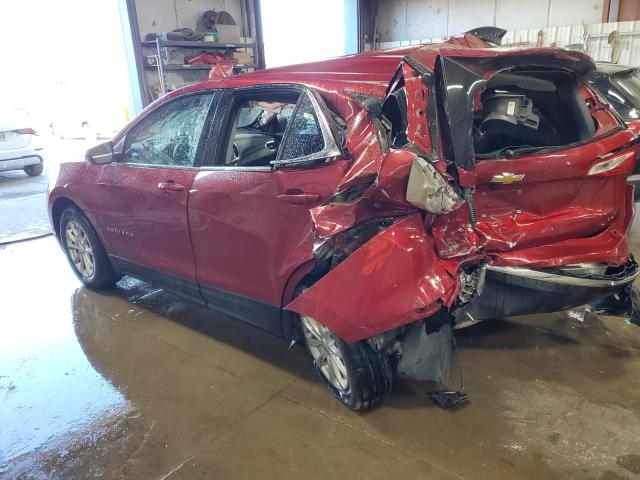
xmin=377 ymin=0 xmax=605 ymax=41
xmin=134 ymin=0 xmax=243 ymax=40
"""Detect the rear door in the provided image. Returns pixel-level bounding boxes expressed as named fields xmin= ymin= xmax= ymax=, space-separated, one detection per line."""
xmin=188 ymin=86 xmax=347 ymax=332
xmin=89 ymin=92 xmax=216 ymax=297
xmin=396 ymin=48 xmax=638 ymax=267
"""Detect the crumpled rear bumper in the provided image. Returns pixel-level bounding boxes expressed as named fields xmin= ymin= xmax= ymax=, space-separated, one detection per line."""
xmin=454 ymin=256 xmax=640 ymax=325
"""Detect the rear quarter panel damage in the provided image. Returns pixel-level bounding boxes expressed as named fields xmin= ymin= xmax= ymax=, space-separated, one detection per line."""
xmin=289 ymin=44 xmax=638 ymax=345
xmin=286 ymin=214 xmax=457 ymax=344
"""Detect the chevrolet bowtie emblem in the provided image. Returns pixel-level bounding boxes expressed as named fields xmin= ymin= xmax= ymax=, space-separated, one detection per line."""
xmin=491 ymin=172 xmax=525 ymax=184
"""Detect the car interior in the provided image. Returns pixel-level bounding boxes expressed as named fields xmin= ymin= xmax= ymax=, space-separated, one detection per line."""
xmin=473 ymin=69 xmax=597 ymax=158
xmin=224 ymin=93 xmax=298 ymax=167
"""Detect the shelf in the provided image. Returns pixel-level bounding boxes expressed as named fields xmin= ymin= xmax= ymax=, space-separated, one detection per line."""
xmin=145 ymin=63 xmax=257 ymax=71
xmin=142 ymin=40 xmax=254 ymax=49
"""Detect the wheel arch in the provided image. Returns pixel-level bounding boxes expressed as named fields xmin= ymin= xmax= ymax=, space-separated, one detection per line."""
xmin=51 ymin=197 xmax=107 ymax=250
xmin=51 ymin=197 xmax=82 ymax=240
xmin=279 ymin=259 xmax=329 ymax=341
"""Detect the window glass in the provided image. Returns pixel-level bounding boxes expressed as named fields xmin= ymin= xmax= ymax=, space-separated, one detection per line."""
xmin=610 ymin=70 xmax=640 ymax=120
xmin=224 ymin=99 xmax=296 ymax=167
xmin=279 ymin=93 xmax=325 ymax=160
xmin=124 ymin=94 xmax=213 ymax=166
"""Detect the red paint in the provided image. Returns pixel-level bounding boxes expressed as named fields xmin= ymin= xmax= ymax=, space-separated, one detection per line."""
xmin=49 ymin=35 xmax=639 ymax=344
xmin=188 ymin=162 xmax=348 ymax=305
xmin=286 ymin=214 xmax=457 ymax=343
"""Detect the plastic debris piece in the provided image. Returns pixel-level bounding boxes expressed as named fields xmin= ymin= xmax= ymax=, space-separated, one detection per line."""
xmin=568 ymin=305 xmax=591 ymax=322
xmin=428 ymin=390 xmax=469 ymax=409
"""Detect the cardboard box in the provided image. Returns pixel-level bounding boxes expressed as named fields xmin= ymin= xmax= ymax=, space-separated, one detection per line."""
xmin=216 ymin=24 xmax=241 ymax=43
xmin=232 ymin=51 xmax=254 ymax=64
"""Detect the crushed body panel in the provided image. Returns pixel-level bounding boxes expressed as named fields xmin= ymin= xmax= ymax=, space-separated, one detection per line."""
xmin=286 ymin=42 xmax=639 ymax=350
xmin=285 ymin=214 xmax=457 ymax=344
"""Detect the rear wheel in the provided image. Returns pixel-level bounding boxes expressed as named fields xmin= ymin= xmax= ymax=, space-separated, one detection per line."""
xmin=60 ymin=207 xmax=120 ymax=289
xmin=24 ymin=163 xmax=43 ymax=176
xmin=300 ymin=314 xmax=393 ymax=410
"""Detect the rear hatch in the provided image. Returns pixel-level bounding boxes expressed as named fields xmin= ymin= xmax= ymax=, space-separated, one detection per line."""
xmin=392 ymin=46 xmax=638 ymax=268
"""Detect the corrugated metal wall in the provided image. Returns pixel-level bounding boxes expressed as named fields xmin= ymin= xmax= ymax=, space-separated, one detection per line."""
xmin=376 ymin=0 xmax=604 ymax=41
xmin=377 ymin=20 xmax=640 ymax=66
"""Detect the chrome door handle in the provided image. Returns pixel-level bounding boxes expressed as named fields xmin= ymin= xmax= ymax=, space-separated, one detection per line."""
xmin=158 ymin=181 xmax=184 ymax=192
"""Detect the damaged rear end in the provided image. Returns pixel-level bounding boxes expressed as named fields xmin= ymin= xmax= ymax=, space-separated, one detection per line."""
xmin=286 ymin=42 xmax=640 ymax=396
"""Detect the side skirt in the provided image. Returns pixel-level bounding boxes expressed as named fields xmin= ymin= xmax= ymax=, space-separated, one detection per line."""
xmin=109 ymin=255 xmax=283 ymax=337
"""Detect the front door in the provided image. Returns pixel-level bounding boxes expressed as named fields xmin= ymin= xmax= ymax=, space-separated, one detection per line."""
xmin=188 ymin=86 xmax=347 ymax=332
xmin=90 ymin=92 xmax=215 ymax=295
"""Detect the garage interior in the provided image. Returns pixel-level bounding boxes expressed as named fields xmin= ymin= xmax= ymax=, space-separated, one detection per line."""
xmin=3 ymin=1 xmax=640 ymax=479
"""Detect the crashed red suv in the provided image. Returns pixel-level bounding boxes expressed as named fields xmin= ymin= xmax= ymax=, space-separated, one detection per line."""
xmin=49 ymin=32 xmax=640 ymax=410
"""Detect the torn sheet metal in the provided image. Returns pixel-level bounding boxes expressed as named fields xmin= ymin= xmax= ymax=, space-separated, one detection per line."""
xmin=279 ymin=41 xmax=637 ymax=344
xmin=285 ymin=214 xmax=457 ymax=344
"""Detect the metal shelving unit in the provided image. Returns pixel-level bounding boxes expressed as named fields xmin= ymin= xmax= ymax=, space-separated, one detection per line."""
xmin=143 ymin=38 xmax=257 ymax=95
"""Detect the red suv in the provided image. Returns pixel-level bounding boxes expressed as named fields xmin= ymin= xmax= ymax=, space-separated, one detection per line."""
xmin=49 ymin=32 xmax=640 ymax=410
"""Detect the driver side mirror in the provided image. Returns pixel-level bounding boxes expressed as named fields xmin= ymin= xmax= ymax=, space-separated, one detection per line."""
xmin=86 ymin=141 xmax=115 ymax=165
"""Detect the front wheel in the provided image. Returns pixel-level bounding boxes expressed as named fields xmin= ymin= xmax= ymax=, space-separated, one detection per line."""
xmin=60 ymin=207 xmax=120 ymax=289
xmin=300 ymin=314 xmax=393 ymax=410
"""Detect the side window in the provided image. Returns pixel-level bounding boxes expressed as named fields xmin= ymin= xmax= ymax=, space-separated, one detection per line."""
xmin=124 ymin=94 xmax=213 ymax=167
xmin=224 ymin=98 xmax=296 ymax=167
xmin=279 ymin=93 xmax=325 ymax=160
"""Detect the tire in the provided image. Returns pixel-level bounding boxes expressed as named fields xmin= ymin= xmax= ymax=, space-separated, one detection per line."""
xmin=24 ymin=163 xmax=43 ymax=176
xmin=60 ymin=207 xmax=120 ymax=289
xmin=299 ymin=313 xmax=393 ymax=410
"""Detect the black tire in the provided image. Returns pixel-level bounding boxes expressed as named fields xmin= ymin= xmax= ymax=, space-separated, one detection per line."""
xmin=24 ymin=163 xmax=43 ymax=176
xmin=60 ymin=207 xmax=120 ymax=289
xmin=299 ymin=311 xmax=393 ymax=410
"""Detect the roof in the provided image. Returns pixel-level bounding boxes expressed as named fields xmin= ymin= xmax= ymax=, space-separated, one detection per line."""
xmin=153 ymin=35 xmax=593 ymax=118
xmin=171 ymin=34 xmax=495 ymax=100
xmin=207 ymin=45 xmax=420 ymax=97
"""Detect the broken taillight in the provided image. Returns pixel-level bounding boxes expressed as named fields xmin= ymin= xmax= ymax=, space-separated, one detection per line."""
xmin=588 ymin=150 xmax=635 ymax=176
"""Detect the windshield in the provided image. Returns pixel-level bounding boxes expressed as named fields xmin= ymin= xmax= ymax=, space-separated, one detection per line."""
xmin=609 ymin=70 xmax=640 ymax=120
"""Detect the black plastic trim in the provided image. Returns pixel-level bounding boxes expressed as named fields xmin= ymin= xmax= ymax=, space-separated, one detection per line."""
xmin=454 ymin=257 xmax=638 ymax=322
xmin=109 ymin=255 xmax=283 ymax=336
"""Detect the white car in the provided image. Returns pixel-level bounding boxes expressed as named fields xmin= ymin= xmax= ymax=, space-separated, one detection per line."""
xmin=0 ymin=120 xmax=44 ymax=176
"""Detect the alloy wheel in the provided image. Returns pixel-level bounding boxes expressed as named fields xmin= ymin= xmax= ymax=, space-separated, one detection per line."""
xmin=301 ymin=315 xmax=349 ymax=391
xmin=65 ymin=220 xmax=95 ymax=279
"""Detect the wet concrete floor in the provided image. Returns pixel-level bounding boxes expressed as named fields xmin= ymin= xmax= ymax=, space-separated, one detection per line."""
xmin=1 ymin=226 xmax=640 ymax=479
xmin=0 ymin=138 xmax=91 ymax=244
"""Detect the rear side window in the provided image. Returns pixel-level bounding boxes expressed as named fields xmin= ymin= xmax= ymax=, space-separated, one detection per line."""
xmin=279 ymin=93 xmax=325 ymax=160
xmin=124 ymin=94 xmax=213 ymax=167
